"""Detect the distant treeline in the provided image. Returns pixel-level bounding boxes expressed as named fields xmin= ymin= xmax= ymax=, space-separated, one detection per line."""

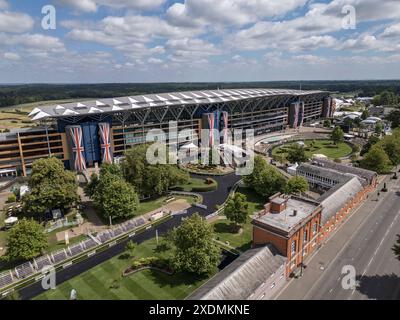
xmin=0 ymin=81 xmax=400 ymax=108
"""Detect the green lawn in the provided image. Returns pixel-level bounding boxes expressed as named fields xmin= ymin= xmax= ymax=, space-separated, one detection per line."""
xmin=172 ymin=177 xmax=218 ymax=192
xmin=272 ymin=139 xmax=353 ymax=160
xmin=135 ymin=195 xmax=198 ymax=216
xmin=212 ymin=187 xmax=265 ymax=252
xmin=34 ymin=238 xmax=210 ymax=300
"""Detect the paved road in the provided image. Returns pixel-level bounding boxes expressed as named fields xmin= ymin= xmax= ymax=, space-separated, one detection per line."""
xmin=276 ymin=174 xmax=400 ymax=300
xmin=19 ymin=173 xmax=242 ymax=300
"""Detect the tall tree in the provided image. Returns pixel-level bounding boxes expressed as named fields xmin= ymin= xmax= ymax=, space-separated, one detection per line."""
xmin=286 ymin=144 xmax=308 ymax=163
xmin=361 ymin=145 xmax=391 ymax=173
xmin=122 ymin=144 xmax=189 ymax=196
xmin=360 ymin=135 xmax=380 ymax=156
xmin=284 ymin=176 xmax=309 ymax=194
xmin=224 ymin=193 xmax=249 ymax=231
xmin=96 ymin=177 xmax=139 ymax=221
xmin=374 ymin=122 xmax=383 ymax=135
xmin=361 ymin=109 xmax=370 ymax=120
xmin=244 ymin=155 xmax=287 ymax=198
xmin=170 ymin=213 xmax=220 ymax=276
xmin=23 ymin=157 xmax=78 ymax=216
xmin=331 ymin=126 xmax=344 ymax=145
xmin=380 ymin=90 xmax=398 ymax=106
xmin=6 ymin=218 xmax=48 ymax=262
xmin=89 ymin=165 xmax=139 ymax=221
xmin=380 ymin=135 xmax=400 ymax=166
xmin=386 ymin=109 xmax=400 ymax=129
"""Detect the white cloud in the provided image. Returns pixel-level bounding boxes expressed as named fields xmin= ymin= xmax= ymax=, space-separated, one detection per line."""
xmin=3 ymin=52 xmax=20 ymax=60
xmin=167 ymin=0 xmax=308 ymax=27
xmin=0 ymin=11 xmax=34 ymax=33
xmin=292 ymin=54 xmax=328 ymax=64
xmin=166 ymin=38 xmax=221 ymax=62
xmin=0 ymin=0 xmax=9 ymax=10
xmin=381 ymin=23 xmax=400 ymax=38
xmin=0 ymin=33 xmax=65 ymax=60
xmin=56 ymin=0 xmax=166 ymax=13
xmin=148 ymin=57 xmax=163 ymax=64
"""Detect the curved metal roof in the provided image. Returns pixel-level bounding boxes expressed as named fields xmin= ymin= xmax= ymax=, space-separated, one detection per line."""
xmin=187 ymin=244 xmax=286 ymax=300
xmin=29 ymin=88 xmax=327 ymax=121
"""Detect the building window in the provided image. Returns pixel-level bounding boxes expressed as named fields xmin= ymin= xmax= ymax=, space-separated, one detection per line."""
xmin=303 ymin=230 xmax=308 ymax=243
xmin=312 ymin=223 xmax=317 ymax=235
xmin=291 ymin=240 xmax=296 ymax=255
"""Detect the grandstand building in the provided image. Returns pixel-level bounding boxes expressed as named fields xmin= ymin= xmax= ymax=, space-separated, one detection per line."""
xmin=0 ymin=89 xmax=332 ymax=175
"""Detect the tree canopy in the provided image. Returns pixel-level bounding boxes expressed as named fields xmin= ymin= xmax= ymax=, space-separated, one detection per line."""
xmin=373 ymin=90 xmax=399 ymax=106
xmin=374 ymin=122 xmax=383 ymax=135
xmin=360 ymin=145 xmax=392 ymax=174
xmin=23 ymin=157 xmax=78 ymax=216
xmin=169 ymin=213 xmax=220 ymax=276
xmin=244 ymin=156 xmax=287 ymax=198
xmin=87 ymin=163 xmax=139 ymax=221
xmin=122 ymin=144 xmax=189 ymax=196
xmin=284 ymin=176 xmax=309 ymax=194
xmin=286 ymin=144 xmax=308 ymax=163
xmin=331 ymin=126 xmax=344 ymax=145
xmin=6 ymin=218 xmax=48 ymax=262
xmin=224 ymin=193 xmax=249 ymax=230
xmin=361 ymin=109 xmax=370 ymax=120
xmin=380 ymin=134 xmax=400 ymax=166
xmin=386 ymin=109 xmax=400 ymax=129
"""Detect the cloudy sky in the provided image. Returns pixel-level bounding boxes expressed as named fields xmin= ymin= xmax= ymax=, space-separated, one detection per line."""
xmin=0 ymin=0 xmax=399 ymax=83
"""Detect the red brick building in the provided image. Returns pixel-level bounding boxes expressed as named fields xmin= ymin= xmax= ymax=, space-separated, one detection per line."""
xmin=252 ymin=193 xmax=322 ymax=276
xmin=253 ymin=160 xmax=377 ymax=277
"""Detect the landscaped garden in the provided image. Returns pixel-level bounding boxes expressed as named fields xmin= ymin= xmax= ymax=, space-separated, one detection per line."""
xmin=271 ymin=139 xmax=353 ymax=161
xmin=212 ymin=187 xmax=265 ymax=252
xmin=135 ymin=194 xmax=199 ymax=216
xmin=171 ymin=177 xmax=218 ymax=192
xmin=182 ymin=163 xmax=233 ymax=175
xmin=34 ymin=237 xmax=211 ymax=300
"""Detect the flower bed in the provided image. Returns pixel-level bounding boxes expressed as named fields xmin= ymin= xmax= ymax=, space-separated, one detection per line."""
xmin=123 ymin=257 xmax=173 ymax=276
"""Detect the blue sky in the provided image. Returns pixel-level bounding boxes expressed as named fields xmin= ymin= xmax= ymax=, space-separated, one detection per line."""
xmin=0 ymin=0 xmax=399 ymax=83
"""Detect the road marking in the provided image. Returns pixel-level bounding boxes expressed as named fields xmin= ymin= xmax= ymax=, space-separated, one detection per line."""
xmin=300 ymin=180 xmax=397 ymax=300
xmin=274 ymin=176 xmax=398 ymax=300
xmin=362 ymin=211 xmax=399 ymax=278
xmin=350 ymin=209 xmax=400 ymax=297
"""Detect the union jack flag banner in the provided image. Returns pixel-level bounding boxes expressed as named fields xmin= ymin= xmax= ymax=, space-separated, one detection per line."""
xmin=207 ymin=113 xmax=215 ymax=146
xmin=299 ymin=102 xmax=305 ymax=127
xmin=69 ymin=126 xmax=86 ymax=172
xmin=98 ymin=122 xmax=113 ymax=164
xmin=222 ymin=111 xmax=229 ymax=143
xmin=293 ymin=103 xmax=300 ymax=129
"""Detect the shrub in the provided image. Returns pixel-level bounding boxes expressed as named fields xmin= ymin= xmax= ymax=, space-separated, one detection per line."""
xmin=6 ymin=194 xmax=17 ymax=203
